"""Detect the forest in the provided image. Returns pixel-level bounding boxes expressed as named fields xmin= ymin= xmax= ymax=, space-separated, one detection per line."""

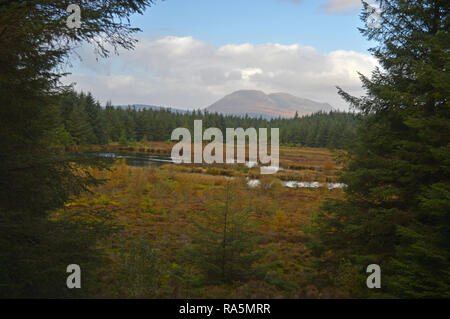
xmin=0 ymin=0 xmax=448 ymax=299
xmin=57 ymin=90 xmax=359 ymax=150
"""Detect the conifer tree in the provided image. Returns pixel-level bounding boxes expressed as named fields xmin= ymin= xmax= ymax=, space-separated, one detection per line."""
xmin=66 ymin=105 xmax=96 ymax=145
xmin=0 ymin=0 xmax=157 ymax=297
xmin=119 ymin=129 xmax=129 ymax=146
xmin=309 ymin=0 xmax=449 ymax=298
xmin=182 ymin=181 xmax=266 ymax=285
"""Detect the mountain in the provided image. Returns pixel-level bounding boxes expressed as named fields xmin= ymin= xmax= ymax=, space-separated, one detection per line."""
xmin=206 ymin=90 xmax=333 ymax=119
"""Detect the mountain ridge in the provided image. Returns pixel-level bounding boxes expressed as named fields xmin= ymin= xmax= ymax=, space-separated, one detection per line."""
xmin=114 ymin=90 xmax=333 ymax=119
xmin=206 ymin=90 xmax=333 ymax=119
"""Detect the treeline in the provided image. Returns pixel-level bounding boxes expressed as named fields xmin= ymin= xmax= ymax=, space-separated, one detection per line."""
xmin=58 ymin=90 xmax=359 ymax=149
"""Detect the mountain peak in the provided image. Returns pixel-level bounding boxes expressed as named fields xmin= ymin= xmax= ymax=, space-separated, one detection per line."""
xmin=206 ymin=90 xmax=332 ymax=119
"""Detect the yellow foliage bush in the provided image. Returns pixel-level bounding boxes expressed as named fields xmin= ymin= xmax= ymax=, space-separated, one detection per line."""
xmin=109 ymin=159 xmax=129 ymax=187
xmin=272 ymin=210 xmax=288 ymax=231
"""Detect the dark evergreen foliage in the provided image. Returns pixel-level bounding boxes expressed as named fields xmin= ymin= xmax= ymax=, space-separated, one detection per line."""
xmin=309 ymin=0 xmax=449 ymax=298
xmin=181 ymin=181 xmax=267 ymax=285
xmin=57 ymin=91 xmax=360 ymax=150
xmin=0 ymin=0 xmax=156 ymax=297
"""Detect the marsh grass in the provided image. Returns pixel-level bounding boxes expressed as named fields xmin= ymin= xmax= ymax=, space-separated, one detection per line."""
xmin=57 ymin=145 xmax=346 ymax=298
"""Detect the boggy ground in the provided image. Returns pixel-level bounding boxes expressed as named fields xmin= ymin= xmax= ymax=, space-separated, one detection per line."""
xmin=57 ymin=145 xmax=347 ymax=298
xmin=86 ymin=141 xmax=345 ymax=182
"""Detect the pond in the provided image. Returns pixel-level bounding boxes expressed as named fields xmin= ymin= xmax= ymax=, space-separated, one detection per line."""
xmin=247 ymin=179 xmax=346 ymax=190
xmin=90 ymin=152 xmax=345 ymax=190
xmin=93 ymin=152 xmax=174 ymax=168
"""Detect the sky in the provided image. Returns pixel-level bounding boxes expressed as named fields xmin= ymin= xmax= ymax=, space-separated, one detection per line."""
xmin=64 ymin=0 xmax=380 ymax=111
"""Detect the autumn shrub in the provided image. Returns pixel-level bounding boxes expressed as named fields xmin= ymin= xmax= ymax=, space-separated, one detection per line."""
xmin=127 ymin=167 xmax=151 ymax=195
xmin=114 ymin=237 xmax=167 ymax=298
xmin=271 ymin=210 xmax=288 ymax=233
xmin=109 ymin=159 xmax=129 ymax=188
xmin=323 ymin=161 xmax=334 ymax=176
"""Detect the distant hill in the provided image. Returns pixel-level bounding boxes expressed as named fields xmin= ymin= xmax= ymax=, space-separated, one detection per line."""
xmin=206 ymin=90 xmax=333 ymax=119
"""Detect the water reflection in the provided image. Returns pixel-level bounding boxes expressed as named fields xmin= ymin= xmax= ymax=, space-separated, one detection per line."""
xmin=247 ymin=179 xmax=345 ymax=190
xmin=93 ymin=152 xmax=345 ymax=190
xmin=95 ymin=152 xmax=173 ymax=168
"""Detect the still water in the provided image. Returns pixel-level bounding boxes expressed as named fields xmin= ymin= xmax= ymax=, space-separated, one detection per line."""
xmin=92 ymin=152 xmax=345 ymax=190
xmin=94 ymin=152 xmax=173 ymax=168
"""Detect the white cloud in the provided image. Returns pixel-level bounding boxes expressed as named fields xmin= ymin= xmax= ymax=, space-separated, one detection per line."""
xmin=323 ymin=0 xmax=362 ymax=13
xmin=64 ymin=36 xmax=378 ymax=110
xmin=240 ymin=68 xmax=263 ymax=80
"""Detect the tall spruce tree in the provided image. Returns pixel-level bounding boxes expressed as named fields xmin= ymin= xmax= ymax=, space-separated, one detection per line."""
xmin=0 ymin=0 xmax=156 ymax=297
xmin=181 ymin=180 xmax=266 ymax=285
xmin=309 ymin=0 xmax=449 ymax=298
xmin=66 ymin=105 xmax=96 ymax=144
